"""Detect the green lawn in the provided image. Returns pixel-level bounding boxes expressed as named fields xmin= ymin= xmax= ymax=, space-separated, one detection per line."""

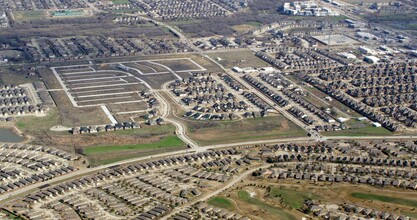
xmin=84 ymin=136 xmax=185 ymax=155
xmin=208 ymin=197 xmax=235 ymax=210
xmin=352 ymin=193 xmax=417 ymax=208
xmin=111 ymin=0 xmax=130 ymax=4
xmin=16 ymin=108 xmax=62 ymax=133
xmin=238 ymin=190 xmax=296 ymax=220
xmin=244 ymin=21 xmax=262 ymax=27
xmin=269 ymin=188 xmax=319 ymax=210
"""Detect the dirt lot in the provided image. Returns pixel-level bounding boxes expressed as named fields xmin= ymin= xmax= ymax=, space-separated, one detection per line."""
xmin=139 ymin=73 xmax=177 ymax=89
xmin=178 ymin=114 xmax=306 ymax=146
xmin=155 ymin=58 xmax=204 ymax=72
xmin=207 ymin=49 xmax=271 ymax=68
xmin=0 ymin=67 xmax=39 ymax=85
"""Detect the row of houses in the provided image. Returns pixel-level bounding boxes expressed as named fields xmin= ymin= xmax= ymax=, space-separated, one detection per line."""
xmin=0 ymin=165 xmax=75 ymax=194
xmin=242 ymin=75 xmax=289 ymax=107
xmin=13 ymin=148 xmax=240 ymax=219
xmin=264 ymin=169 xmax=417 ymax=190
xmin=72 ymin=122 xmax=140 ymax=134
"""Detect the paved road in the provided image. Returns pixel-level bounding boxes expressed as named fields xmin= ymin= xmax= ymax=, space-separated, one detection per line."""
xmin=0 ymin=126 xmax=415 ymax=203
xmin=153 ymin=91 xmax=200 ymax=149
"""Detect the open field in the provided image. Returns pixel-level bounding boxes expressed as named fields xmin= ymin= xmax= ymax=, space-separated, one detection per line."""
xmin=237 ymin=190 xmax=296 ymax=220
xmin=207 ymin=50 xmax=271 ymax=68
xmin=84 ymin=134 xmax=186 ymax=166
xmin=363 ymin=13 xmax=417 ymax=32
xmin=232 ymin=24 xmax=259 ymax=33
xmin=0 ymin=68 xmax=39 ymax=85
xmin=12 ymin=10 xmax=46 ymax=22
xmin=207 ymin=197 xmax=236 ymax=210
xmin=84 ymin=136 xmax=184 ymax=155
xmin=223 ymin=179 xmax=417 ymax=220
xmin=269 ymin=187 xmax=319 ymax=210
xmin=180 ymin=115 xmax=306 ymax=146
xmin=351 ymin=192 xmax=417 ymax=208
xmin=111 ymin=0 xmax=130 ymax=4
xmin=324 ymin=124 xmax=393 ymax=136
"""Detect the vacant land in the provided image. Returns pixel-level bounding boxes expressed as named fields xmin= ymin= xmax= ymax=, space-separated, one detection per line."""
xmin=208 ymin=197 xmax=235 ymax=210
xmin=269 ymin=187 xmax=319 ymax=210
xmin=39 ymin=68 xmax=110 ymax=126
xmin=85 ymin=134 xmax=186 ymax=166
xmin=84 ymin=136 xmax=184 ymax=154
xmin=12 ymin=10 xmax=46 ymax=22
xmin=111 ymin=0 xmax=130 ymax=4
xmin=237 ymin=190 xmax=296 ymax=220
xmin=16 ymin=108 xmax=62 ymax=135
xmin=180 ymin=115 xmax=306 ymax=146
xmin=363 ymin=13 xmax=417 ymax=32
xmin=324 ymin=125 xmax=392 ymax=136
xmin=235 ymin=179 xmax=417 ymax=219
xmin=207 ymin=50 xmax=271 ymax=68
xmin=351 ymin=192 xmax=417 ymax=208
xmin=0 ymin=68 xmax=39 ymax=85
xmin=155 ymin=59 xmax=204 ymax=72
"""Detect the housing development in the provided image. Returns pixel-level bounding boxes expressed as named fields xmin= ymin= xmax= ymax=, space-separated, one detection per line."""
xmin=0 ymin=0 xmax=416 ymax=219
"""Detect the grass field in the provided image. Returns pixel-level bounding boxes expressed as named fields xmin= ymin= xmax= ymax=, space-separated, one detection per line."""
xmin=324 ymin=125 xmax=392 ymax=137
xmin=238 ymin=190 xmax=296 ymax=220
xmin=12 ymin=10 xmax=46 ymax=22
xmin=111 ymin=0 xmax=130 ymax=4
xmin=363 ymin=13 xmax=417 ymax=31
xmin=351 ymin=192 xmax=417 ymax=208
xmin=208 ymin=197 xmax=235 ymax=210
xmin=16 ymin=108 xmax=62 ymax=133
xmin=269 ymin=188 xmax=319 ymax=210
xmin=182 ymin=115 xmax=306 ymax=146
xmin=83 ymin=133 xmax=186 ymax=166
xmin=207 ymin=50 xmax=271 ymax=68
xmin=84 ymin=136 xmax=184 ymax=155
